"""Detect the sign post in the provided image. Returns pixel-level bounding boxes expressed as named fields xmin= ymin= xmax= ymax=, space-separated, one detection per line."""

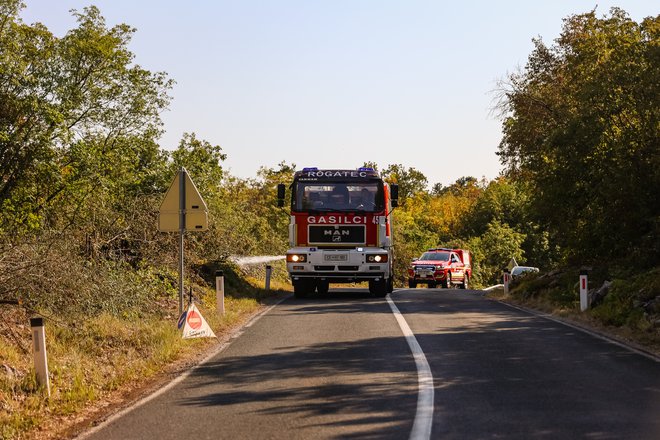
xmin=159 ymin=167 xmax=208 ymax=317
xmin=503 ymin=269 xmax=511 ymax=294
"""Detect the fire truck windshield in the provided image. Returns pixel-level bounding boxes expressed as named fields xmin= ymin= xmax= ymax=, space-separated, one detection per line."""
xmin=294 ymin=182 xmax=384 ymax=212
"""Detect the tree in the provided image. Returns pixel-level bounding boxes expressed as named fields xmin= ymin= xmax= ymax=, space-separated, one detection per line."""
xmin=496 ymin=8 xmax=659 ymax=267
xmin=380 ymin=163 xmax=428 ymax=202
xmin=0 ymin=3 xmax=172 ymax=237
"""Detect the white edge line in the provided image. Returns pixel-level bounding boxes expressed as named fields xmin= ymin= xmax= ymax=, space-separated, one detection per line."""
xmin=75 ymin=294 xmax=292 ymax=439
xmin=386 ymin=293 xmax=434 ymax=440
xmin=495 ymin=299 xmax=660 ymax=363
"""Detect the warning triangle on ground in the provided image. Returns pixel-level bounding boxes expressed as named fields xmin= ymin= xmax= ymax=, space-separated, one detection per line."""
xmin=181 ymin=303 xmax=216 ymax=339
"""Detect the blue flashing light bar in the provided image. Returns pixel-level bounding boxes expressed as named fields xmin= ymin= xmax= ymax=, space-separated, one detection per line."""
xmin=358 ymin=167 xmax=374 ymax=172
xmin=302 ymin=167 xmax=318 ymax=172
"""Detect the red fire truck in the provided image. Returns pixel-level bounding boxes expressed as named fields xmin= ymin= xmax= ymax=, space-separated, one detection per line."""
xmin=277 ymin=168 xmax=399 ymax=298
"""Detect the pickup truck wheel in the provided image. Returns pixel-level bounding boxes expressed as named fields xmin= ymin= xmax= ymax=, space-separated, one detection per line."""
xmin=444 ymin=273 xmax=452 ymax=289
xmin=369 ymin=279 xmax=388 ymax=297
xmin=408 ymin=279 xmax=417 ymax=288
xmin=460 ymin=274 xmax=469 ymax=290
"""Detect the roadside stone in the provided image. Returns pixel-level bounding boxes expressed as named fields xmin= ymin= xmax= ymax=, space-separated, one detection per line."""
xmin=588 ymin=280 xmax=612 ymax=307
xmin=642 ymin=296 xmax=660 ymax=314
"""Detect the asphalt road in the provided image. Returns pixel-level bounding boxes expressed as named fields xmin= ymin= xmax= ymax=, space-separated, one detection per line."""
xmin=80 ymin=288 xmax=660 ymax=440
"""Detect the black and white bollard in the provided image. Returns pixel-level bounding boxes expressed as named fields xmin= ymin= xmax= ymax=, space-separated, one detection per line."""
xmin=503 ymin=269 xmax=511 ymax=294
xmin=579 ymin=270 xmax=588 ymax=312
xmin=30 ymin=317 xmax=50 ymax=396
xmin=215 ymin=270 xmax=225 ymax=315
xmin=265 ymin=265 xmax=272 ymax=291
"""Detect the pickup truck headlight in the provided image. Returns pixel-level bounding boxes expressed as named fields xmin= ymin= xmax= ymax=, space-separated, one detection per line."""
xmin=367 ymin=254 xmax=388 ymax=263
xmin=286 ymin=254 xmax=306 ymax=263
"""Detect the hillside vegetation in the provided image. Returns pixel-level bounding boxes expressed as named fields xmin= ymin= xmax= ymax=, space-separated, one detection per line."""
xmin=0 ymin=2 xmax=658 ymax=438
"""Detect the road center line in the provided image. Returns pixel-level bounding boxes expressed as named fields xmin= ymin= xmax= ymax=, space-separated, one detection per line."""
xmin=386 ymin=293 xmax=434 ymax=440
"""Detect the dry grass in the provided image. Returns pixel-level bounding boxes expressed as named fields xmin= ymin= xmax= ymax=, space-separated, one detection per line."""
xmin=0 ymin=238 xmax=292 ymax=440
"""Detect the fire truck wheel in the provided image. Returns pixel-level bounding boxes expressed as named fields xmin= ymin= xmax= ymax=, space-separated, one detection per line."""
xmin=460 ymin=274 xmax=469 ymax=290
xmin=316 ymin=281 xmax=329 ymax=295
xmin=293 ymin=280 xmax=313 ymax=298
xmin=369 ymin=279 xmax=388 ymax=297
xmin=408 ymin=279 xmax=417 ymax=288
xmin=387 ymin=277 xmax=394 ymax=293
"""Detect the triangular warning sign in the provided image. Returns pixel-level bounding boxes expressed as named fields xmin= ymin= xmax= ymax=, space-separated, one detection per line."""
xmin=158 ymin=168 xmax=208 ymax=232
xmin=181 ymin=303 xmax=216 ymax=339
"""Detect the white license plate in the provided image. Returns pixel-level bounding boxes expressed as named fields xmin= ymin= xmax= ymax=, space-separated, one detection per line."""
xmin=324 ymin=254 xmax=348 ymax=262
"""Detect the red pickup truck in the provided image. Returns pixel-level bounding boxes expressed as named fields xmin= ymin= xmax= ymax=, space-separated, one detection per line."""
xmin=407 ymin=248 xmax=472 ymax=289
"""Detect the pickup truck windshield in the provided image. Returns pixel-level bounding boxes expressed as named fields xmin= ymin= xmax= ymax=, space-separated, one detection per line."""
xmin=419 ymin=252 xmax=450 ymax=261
xmin=293 ymin=182 xmax=384 ymax=213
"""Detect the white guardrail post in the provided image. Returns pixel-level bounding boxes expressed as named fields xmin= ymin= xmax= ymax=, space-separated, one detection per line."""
xmin=579 ymin=270 xmax=589 ymax=312
xmin=265 ymin=265 xmax=272 ymax=291
xmin=503 ymin=269 xmax=510 ymax=294
xmin=30 ymin=317 xmax=50 ymax=396
xmin=215 ymin=270 xmax=225 ymax=316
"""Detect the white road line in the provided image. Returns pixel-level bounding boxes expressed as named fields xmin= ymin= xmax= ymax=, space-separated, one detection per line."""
xmin=75 ymin=295 xmax=291 ymax=439
xmin=386 ymin=294 xmax=434 ymax=440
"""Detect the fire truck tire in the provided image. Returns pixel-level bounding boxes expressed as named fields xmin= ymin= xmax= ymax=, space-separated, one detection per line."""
xmin=460 ymin=274 xmax=469 ymax=290
xmin=369 ymin=279 xmax=388 ymax=297
xmin=408 ymin=279 xmax=417 ymax=288
xmin=444 ymin=274 xmax=452 ymax=289
xmin=293 ymin=280 xmax=312 ymax=298
xmin=387 ymin=277 xmax=394 ymax=293
xmin=316 ymin=281 xmax=329 ymax=295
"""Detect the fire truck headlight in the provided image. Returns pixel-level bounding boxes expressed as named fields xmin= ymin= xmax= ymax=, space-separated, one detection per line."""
xmin=287 ymin=254 xmax=306 ymax=263
xmin=367 ymin=254 xmax=388 ymax=263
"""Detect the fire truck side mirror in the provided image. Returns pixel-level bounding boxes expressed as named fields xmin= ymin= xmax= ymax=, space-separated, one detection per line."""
xmin=390 ymin=184 xmax=399 ymax=207
xmin=276 ymin=184 xmax=286 ymax=207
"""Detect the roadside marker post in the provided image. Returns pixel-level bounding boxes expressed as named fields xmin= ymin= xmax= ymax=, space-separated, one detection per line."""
xmin=503 ymin=269 xmax=511 ymax=294
xmin=265 ymin=265 xmax=272 ymax=291
xmin=579 ymin=270 xmax=589 ymax=311
xmin=30 ymin=317 xmax=50 ymax=397
xmin=215 ymin=270 xmax=225 ymax=316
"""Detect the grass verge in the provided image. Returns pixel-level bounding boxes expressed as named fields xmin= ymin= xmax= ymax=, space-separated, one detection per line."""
xmin=0 ymin=266 xmax=291 ymax=440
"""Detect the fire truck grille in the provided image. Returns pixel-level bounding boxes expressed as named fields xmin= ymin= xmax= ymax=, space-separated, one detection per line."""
xmin=308 ymin=225 xmax=365 ymax=244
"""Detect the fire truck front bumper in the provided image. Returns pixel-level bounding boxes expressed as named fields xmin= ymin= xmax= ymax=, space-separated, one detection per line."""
xmin=286 ymin=247 xmax=391 ymax=282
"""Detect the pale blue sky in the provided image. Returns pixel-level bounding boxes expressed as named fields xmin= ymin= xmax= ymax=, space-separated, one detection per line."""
xmin=20 ymin=1 xmax=657 ymax=187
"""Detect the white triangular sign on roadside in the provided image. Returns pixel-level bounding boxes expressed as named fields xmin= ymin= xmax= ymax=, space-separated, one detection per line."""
xmin=181 ymin=303 xmax=216 ymax=339
xmin=507 ymin=258 xmax=518 ymax=271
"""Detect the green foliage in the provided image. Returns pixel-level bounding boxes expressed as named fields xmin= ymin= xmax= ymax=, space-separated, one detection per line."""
xmin=380 ymin=163 xmax=429 ymax=203
xmin=0 ymin=3 xmax=173 ymax=237
xmin=497 ymin=8 xmax=659 ymax=267
xmin=468 ymin=220 xmax=526 ymax=285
